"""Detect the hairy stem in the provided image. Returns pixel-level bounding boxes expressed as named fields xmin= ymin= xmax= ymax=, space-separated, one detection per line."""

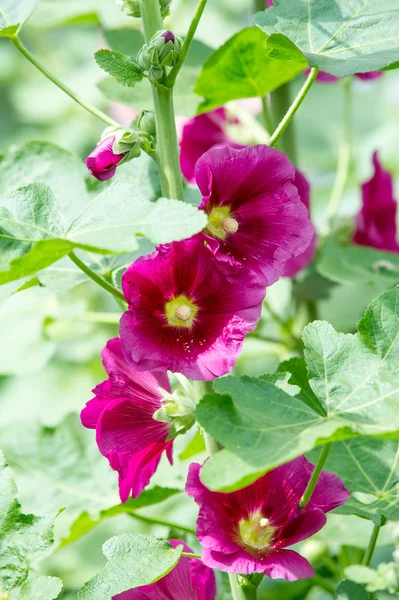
xmin=166 ymin=0 xmax=209 ymax=87
xmin=299 ymin=444 xmax=332 ymax=509
xmin=68 ymin=252 xmax=126 ymax=302
xmin=261 ymin=96 xmax=275 ymax=134
xmin=139 ymin=0 xmax=184 ymax=200
xmin=362 ymin=524 xmax=381 ymax=566
xmin=269 ymin=68 xmax=319 ymax=154
xmin=325 ymin=77 xmax=353 ymax=233
xmin=11 ymin=36 xmax=119 ymax=128
xmin=270 ymin=83 xmax=298 ymax=164
xmin=129 ymin=512 xmax=196 ymax=535
xmin=228 ymin=574 xmax=247 ymax=600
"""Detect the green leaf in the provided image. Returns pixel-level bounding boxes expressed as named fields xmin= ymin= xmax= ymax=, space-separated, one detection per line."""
xmin=0 ymin=142 xmax=89 ymax=219
xmin=60 ymin=487 xmax=181 ymax=548
xmin=77 ymin=534 xmax=183 ymax=600
xmin=0 ymin=0 xmax=40 ymax=36
xmin=335 ymin=580 xmax=370 ymax=600
xmin=67 ymin=178 xmax=208 ymax=252
xmin=179 ymin=429 xmax=206 ymax=461
xmin=197 ymin=287 xmax=399 ymax=491
xmin=19 ymin=576 xmax=63 ymax=600
xmin=98 ymin=40 xmax=213 ymax=117
xmin=255 ymin=0 xmax=399 ymax=78
xmin=317 ymin=242 xmax=399 ymax=290
xmin=195 ymin=27 xmax=306 ymax=113
xmin=103 ymin=28 xmax=145 ymax=56
xmin=95 ymin=49 xmax=144 ymax=87
xmin=0 ymin=452 xmax=58 ymax=592
xmin=322 ymin=438 xmax=399 ymax=525
xmin=0 ymin=414 xmax=118 ymax=525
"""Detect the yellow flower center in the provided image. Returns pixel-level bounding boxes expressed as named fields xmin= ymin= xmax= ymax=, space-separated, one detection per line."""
xmin=207 ymin=206 xmax=239 ymax=240
xmin=165 ymin=295 xmax=198 ymax=328
xmin=238 ymin=511 xmax=276 ymax=552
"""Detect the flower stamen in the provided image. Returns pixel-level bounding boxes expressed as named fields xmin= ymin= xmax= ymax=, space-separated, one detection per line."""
xmin=165 ymin=295 xmax=198 ymax=328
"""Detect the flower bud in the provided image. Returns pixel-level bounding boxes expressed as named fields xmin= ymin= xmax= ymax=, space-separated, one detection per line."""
xmin=116 ymin=0 xmax=141 ymax=17
xmin=86 ymin=127 xmax=141 ymax=181
xmin=153 ymin=391 xmax=196 ymax=439
xmin=136 ymin=30 xmax=182 ymax=83
xmin=137 ymin=110 xmax=156 ymax=137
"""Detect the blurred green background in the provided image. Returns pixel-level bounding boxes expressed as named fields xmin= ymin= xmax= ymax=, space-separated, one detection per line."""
xmin=1 ymin=1 xmax=399 ymax=598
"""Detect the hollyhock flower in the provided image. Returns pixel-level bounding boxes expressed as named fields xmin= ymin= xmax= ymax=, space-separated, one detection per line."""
xmin=186 ymin=457 xmax=349 ymax=581
xmin=180 ymin=109 xmax=242 ymax=184
xmin=114 ymin=540 xmax=216 ymax=600
xmin=306 ymin=68 xmax=382 ymax=83
xmin=86 ymin=136 xmax=127 ymax=181
xmin=81 ymin=337 xmax=173 ymax=502
xmin=353 ymin=152 xmax=399 ymax=253
xmin=196 ymin=145 xmax=314 ymax=285
xmin=283 ymin=170 xmax=317 ymax=277
xmin=120 ymin=237 xmax=265 ymax=381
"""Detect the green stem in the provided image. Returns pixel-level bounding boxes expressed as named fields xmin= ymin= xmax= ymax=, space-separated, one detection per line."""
xmin=362 ymin=524 xmax=381 ymax=566
xmin=129 ymin=512 xmax=196 ymax=535
xmin=166 ymin=0 xmax=209 ymax=87
xmin=68 ymin=252 xmax=126 ymax=302
xmin=228 ymin=574 xmax=247 ymax=600
xmin=263 ymin=300 xmax=302 ymax=351
xmin=11 ymin=36 xmax=119 ymax=128
xmin=325 ymin=77 xmax=353 ymax=233
xmin=261 ymin=96 xmax=275 ymax=134
xmin=299 ymin=444 xmax=332 ymax=509
xmin=254 ymin=0 xmax=266 ymax=11
xmin=270 ymin=83 xmax=298 ymax=164
xmin=269 ymin=68 xmax=319 ymax=158
xmin=181 ymin=552 xmax=202 ymax=559
xmin=139 ymin=0 xmax=184 ymax=200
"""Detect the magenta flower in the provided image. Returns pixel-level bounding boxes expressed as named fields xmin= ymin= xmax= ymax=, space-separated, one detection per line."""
xmin=283 ymin=170 xmax=317 ymax=277
xmin=353 ymin=152 xmax=399 ymax=253
xmin=180 ymin=109 xmax=241 ymax=184
xmin=306 ymin=68 xmax=382 ymax=83
xmin=186 ymin=458 xmax=349 ymax=581
xmin=80 ymin=337 xmax=173 ymax=502
xmin=86 ymin=135 xmax=127 ymax=181
xmin=120 ymin=237 xmax=265 ymax=381
xmin=113 ymin=540 xmax=216 ymax=600
xmin=196 ymin=145 xmax=314 ymax=286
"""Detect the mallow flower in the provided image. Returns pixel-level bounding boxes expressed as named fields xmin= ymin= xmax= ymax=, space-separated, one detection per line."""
xmin=86 ymin=135 xmax=127 ymax=181
xmin=186 ymin=458 xmax=349 ymax=581
xmin=196 ymin=145 xmax=315 ymax=285
xmin=283 ymin=170 xmax=317 ymax=277
xmin=180 ymin=108 xmax=241 ymax=184
xmin=305 ymin=68 xmax=382 ymax=83
xmin=353 ymin=152 xmax=399 ymax=253
xmin=120 ymin=237 xmax=266 ymax=381
xmin=80 ymin=337 xmax=174 ymax=501
xmin=113 ymin=540 xmax=216 ymax=600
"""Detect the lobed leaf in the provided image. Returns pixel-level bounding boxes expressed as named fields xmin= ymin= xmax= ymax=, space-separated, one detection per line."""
xmin=19 ymin=576 xmax=63 ymax=600
xmin=256 ymin=0 xmax=399 ymax=77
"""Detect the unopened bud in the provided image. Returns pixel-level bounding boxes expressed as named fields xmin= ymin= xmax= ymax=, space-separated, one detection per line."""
xmin=137 ymin=110 xmax=156 ymax=137
xmin=153 ymin=391 xmax=196 ymax=439
xmin=136 ymin=30 xmax=182 ymax=83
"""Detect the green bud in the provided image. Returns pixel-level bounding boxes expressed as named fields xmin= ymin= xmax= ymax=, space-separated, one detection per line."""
xmin=136 ymin=30 xmax=182 ymax=83
xmin=160 ymin=0 xmax=172 ymax=17
xmin=153 ymin=387 xmax=197 ymax=439
xmin=116 ymin=0 xmax=141 ymax=17
xmin=137 ymin=110 xmax=156 ymax=137
xmin=101 ymin=126 xmax=141 ymax=162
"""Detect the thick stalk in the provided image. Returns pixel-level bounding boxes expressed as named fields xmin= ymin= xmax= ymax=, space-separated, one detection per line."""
xmin=68 ymin=252 xmax=126 ymax=303
xmin=270 ymin=83 xmax=298 ymax=165
xmin=11 ymin=36 xmax=119 ymax=128
xmin=299 ymin=444 xmax=332 ymax=509
xmin=362 ymin=524 xmax=381 ymax=566
xmin=228 ymin=574 xmax=247 ymax=600
xmin=166 ymin=0 xmax=209 ymax=87
xmin=269 ymin=69 xmax=319 ymax=159
xmin=139 ymin=0 xmax=184 ymax=200
xmin=325 ymin=77 xmax=353 ymax=233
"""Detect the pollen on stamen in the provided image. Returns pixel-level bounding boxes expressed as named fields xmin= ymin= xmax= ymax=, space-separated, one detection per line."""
xmin=259 ymin=518 xmax=269 ymax=528
xmin=175 ymin=305 xmax=193 ymax=322
xmin=222 ymin=217 xmax=239 ymax=235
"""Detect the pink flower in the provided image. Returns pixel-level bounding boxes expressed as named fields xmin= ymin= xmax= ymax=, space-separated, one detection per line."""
xmin=186 ymin=458 xmax=349 ymax=581
xmin=86 ymin=135 xmax=127 ymax=181
xmin=80 ymin=337 xmax=173 ymax=502
xmin=353 ymin=152 xmax=399 ymax=253
xmin=265 ymin=0 xmax=274 ymax=6
xmin=354 ymin=72 xmax=383 ymax=81
xmin=283 ymin=170 xmax=317 ymax=277
xmin=196 ymin=145 xmax=315 ymax=285
xmin=120 ymin=237 xmax=265 ymax=381
xmin=113 ymin=540 xmax=216 ymax=600
xmin=180 ymin=109 xmax=242 ymax=184
xmin=307 ymin=68 xmax=382 ymax=83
